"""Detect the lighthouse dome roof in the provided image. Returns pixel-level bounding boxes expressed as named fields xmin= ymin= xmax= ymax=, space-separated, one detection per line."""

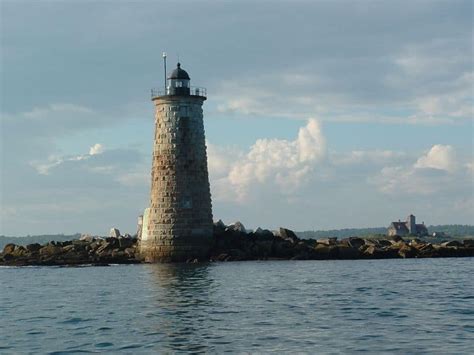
xmin=169 ymin=63 xmax=190 ymax=80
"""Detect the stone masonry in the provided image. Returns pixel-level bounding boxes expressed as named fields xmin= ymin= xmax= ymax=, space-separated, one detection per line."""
xmin=139 ymin=94 xmax=213 ymax=262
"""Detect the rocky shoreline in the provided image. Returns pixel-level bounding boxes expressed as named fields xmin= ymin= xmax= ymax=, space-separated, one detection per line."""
xmin=1 ymin=224 xmax=473 ymax=266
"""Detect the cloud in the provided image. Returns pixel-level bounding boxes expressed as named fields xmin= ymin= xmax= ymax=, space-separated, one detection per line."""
xmin=2 ymin=1 xmax=473 ymax=234
xmin=211 ymin=29 xmax=472 ymax=125
xmin=32 ymin=143 xmax=106 ymax=175
xmin=208 ymin=118 xmax=326 ymax=202
xmin=1 ymin=144 xmax=150 ymax=235
xmin=208 ymin=121 xmax=472 ymax=206
xmin=207 ymin=127 xmax=472 ymax=229
xmin=89 ymin=143 xmax=104 ymax=155
xmin=370 ymin=166 xmax=450 ymax=196
xmin=414 ymin=144 xmax=457 ymax=172
xmin=371 ymin=144 xmax=470 ymax=196
xmin=332 ymin=150 xmax=406 ymax=166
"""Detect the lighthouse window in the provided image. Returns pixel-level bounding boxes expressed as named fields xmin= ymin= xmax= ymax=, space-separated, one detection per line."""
xmin=175 ymin=81 xmax=183 ymax=88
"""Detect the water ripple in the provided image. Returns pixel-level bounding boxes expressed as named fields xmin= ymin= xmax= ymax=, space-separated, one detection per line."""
xmin=1 ymin=259 xmax=473 ymax=353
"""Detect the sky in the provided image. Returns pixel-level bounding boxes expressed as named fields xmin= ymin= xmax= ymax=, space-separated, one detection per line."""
xmin=0 ymin=0 xmax=473 ymax=236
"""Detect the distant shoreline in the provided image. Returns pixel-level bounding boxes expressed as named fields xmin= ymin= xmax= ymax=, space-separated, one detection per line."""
xmin=1 ymin=224 xmax=473 ymax=250
xmin=1 ymin=226 xmax=473 ymax=266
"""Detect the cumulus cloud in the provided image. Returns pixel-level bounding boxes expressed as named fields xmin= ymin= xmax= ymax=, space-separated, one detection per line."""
xmin=370 ymin=166 xmax=449 ymax=196
xmin=207 ymin=121 xmax=472 ymax=230
xmin=89 ymin=143 xmax=104 ymax=155
xmin=208 ymin=118 xmax=326 ymax=202
xmin=371 ymin=144 xmax=471 ymax=196
xmin=414 ymin=144 xmax=457 ymax=172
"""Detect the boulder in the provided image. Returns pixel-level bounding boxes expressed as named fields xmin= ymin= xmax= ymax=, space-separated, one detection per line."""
xmin=80 ymin=234 xmax=93 ymax=241
xmin=26 ymin=243 xmax=42 ymax=252
xmin=441 ymin=240 xmax=462 ymax=247
xmin=3 ymin=243 xmax=16 ymax=255
xmin=346 ymin=237 xmax=365 ymax=249
xmin=436 ymin=245 xmax=459 ymax=257
xmin=316 ymin=238 xmax=338 ymax=246
xmin=290 ymin=241 xmax=315 ymax=260
xmin=118 ymin=236 xmax=134 ymax=249
xmin=251 ymin=239 xmax=273 ymax=258
xmin=417 ymin=243 xmax=436 ymax=257
xmin=397 ymin=244 xmax=418 ymax=258
xmin=11 ymin=245 xmax=28 ymax=257
xmin=109 ymin=228 xmax=121 ymax=238
xmin=273 ymin=239 xmax=296 ymax=258
xmin=254 ymin=229 xmax=274 ymax=240
xmin=463 ymin=239 xmax=474 ymax=247
xmin=39 ymin=245 xmax=62 ymax=257
xmin=89 ymin=241 xmax=101 ymax=251
xmin=111 ymin=250 xmax=125 ymax=259
xmin=96 ymin=242 xmax=113 ymax=256
xmin=227 ymin=221 xmax=247 ymax=234
xmin=279 ymin=228 xmax=299 ymax=244
xmin=62 ymin=245 xmax=76 ymax=253
xmin=410 ymin=238 xmax=425 ymax=246
xmin=213 ymin=220 xmax=226 ymax=235
xmin=378 ymin=239 xmax=392 ymax=247
xmin=124 ymin=248 xmax=136 ymax=258
xmin=390 ymin=235 xmax=404 ymax=243
xmin=214 ymin=219 xmax=226 ymax=228
xmin=313 ymin=244 xmax=338 ymax=259
xmin=362 ymin=245 xmax=398 ymax=259
xmin=338 ymin=245 xmax=360 ymax=259
xmin=105 ymin=237 xmax=119 ymax=246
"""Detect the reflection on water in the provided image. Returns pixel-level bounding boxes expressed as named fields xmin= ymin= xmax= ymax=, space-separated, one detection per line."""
xmin=1 ymin=259 xmax=473 ymax=353
xmin=143 ymin=263 xmax=214 ymax=353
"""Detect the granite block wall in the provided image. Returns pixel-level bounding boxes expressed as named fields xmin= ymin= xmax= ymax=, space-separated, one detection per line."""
xmin=140 ymin=96 xmax=213 ymax=262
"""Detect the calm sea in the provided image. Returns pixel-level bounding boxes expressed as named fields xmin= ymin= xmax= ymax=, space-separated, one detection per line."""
xmin=1 ymin=259 xmax=473 ymax=354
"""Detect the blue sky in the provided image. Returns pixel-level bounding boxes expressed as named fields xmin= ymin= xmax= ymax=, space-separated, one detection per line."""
xmin=1 ymin=0 xmax=472 ymax=236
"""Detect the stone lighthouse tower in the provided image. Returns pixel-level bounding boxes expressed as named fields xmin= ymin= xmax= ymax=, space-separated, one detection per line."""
xmin=139 ymin=63 xmax=213 ymax=262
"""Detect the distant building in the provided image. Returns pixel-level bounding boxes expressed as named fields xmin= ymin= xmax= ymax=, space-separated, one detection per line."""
xmin=388 ymin=215 xmax=428 ymax=237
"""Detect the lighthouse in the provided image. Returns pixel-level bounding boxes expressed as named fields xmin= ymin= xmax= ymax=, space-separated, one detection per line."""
xmin=139 ymin=62 xmax=213 ymax=262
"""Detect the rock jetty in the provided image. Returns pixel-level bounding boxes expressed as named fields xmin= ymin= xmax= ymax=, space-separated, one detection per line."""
xmin=1 ymin=222 xmax=473 ymax=266
xmin=0 ymin=235 xmax=139 ymax=266
xmin=210 ymin=223 xmax=474 ymax=261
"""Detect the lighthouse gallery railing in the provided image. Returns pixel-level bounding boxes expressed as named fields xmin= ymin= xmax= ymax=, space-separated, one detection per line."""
xmin=151 ymin=87 xmax=207 ymax=99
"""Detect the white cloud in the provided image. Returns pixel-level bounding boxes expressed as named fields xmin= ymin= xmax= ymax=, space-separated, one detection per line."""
xmin=208 ymin=118 xmax=326 ymax=202
xmin=370 ymin=144 xmax=472 ymax=197
xmin=414 ymin=144 xmax=457 ymax=172
xmin=370 ymin=166 xmax=447 ymax=196
xmin=211 ymin=36 xmax=472 ymax=125
xmin=207 ymin=143 xmax=241 ymax=178
xmin=89 ymin=143 xmax=104 ymax=155
xmin=332 ymin=150 xmax=406 ymax=166
xmin=32 ymin=143 xmax=105 ymax=175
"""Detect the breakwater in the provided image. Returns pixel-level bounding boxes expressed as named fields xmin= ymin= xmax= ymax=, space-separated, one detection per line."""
xmin=1 ymin=224 xmax=473 ymax=266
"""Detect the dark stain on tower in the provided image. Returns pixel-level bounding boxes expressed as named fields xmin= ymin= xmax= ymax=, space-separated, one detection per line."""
xmin=139 ymin=63 xmax=213 ymax=262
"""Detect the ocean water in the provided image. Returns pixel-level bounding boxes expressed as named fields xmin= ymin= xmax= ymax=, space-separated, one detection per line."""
xmin=1 ymin=258 xmax=473 ymax=354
